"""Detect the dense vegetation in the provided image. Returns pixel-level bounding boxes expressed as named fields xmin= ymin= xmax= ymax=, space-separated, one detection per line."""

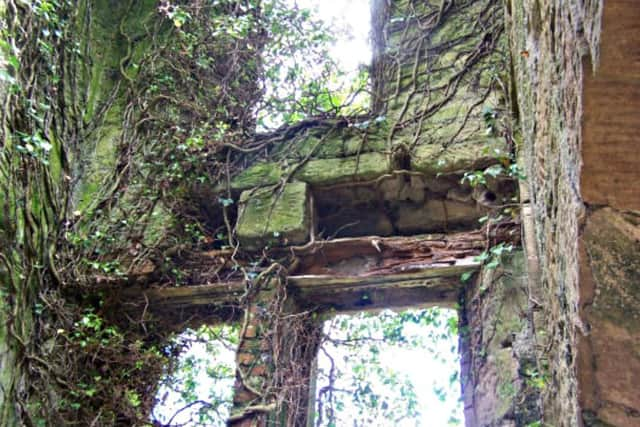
xmin=0 ymin=0 xmax=508 ymax=425
xmin=0 ymin=0 xmax=365 ymax=424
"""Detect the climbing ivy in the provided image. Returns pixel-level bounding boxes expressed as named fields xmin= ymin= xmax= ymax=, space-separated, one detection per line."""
xmin=0 ymin=0 xmax=513 ymax=425
xmin=0 ymin=0 xmax=356 ymax=424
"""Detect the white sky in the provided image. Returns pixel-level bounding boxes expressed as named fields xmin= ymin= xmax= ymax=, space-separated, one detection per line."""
xmin=316 ymin=311 xmax=463 ymax=427
xmin=391 ymin=320 xmax=463 ymax=426
xmin=291 ymin=0 xmax=372 ymax=71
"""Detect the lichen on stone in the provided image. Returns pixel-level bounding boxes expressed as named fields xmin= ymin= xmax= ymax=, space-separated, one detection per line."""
xmin=411 ymin=138 xmax=507 ymax=175
xmin=230 ymin=162 xmax=285 ymax=191
xmin=294 ymin=152 xmax=390 ymax=186
xmin=236 ymin=181 xmax=311 ymax=250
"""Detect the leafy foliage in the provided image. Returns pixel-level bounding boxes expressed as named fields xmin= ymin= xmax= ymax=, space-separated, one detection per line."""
xmin=0 ymin=0 xmax=512 ymax=425
xmin=153 ymin=325 xmax=239 ymax=426
xmin=0 ymin=0 xmax=361 ymax=424
xmin=315 ymin=308 xmax=463 ymax=427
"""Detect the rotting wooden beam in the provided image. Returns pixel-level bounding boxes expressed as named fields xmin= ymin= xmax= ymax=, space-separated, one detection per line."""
xmin=122 ymin=223 xmax=517 ymax=284
xmin=120 ymin=259 xmax=477 ymax=320
xmin=289 ymin=261 xmax=477 ymax=311
xmin=280 ymin=224 xmax=517 ymax=276
xmin=126 ymin=281 xmax=245 ymax=309
xmin=118 ymin=224 xmax=519 ymax=319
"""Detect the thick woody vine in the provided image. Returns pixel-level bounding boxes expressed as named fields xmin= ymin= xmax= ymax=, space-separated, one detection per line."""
xmin=228 ymin=263 xmax=322 ymax=425
xmin=0 ymin=0 xmax=516 ymax=425
xmin=0 ymin=0 xmax=341 ymax=425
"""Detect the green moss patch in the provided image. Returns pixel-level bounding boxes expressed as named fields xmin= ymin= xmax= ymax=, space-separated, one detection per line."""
xmin=230 ymin=162 xmax=285 ymax=191
xmin=236 ymin=182 xmax=311 ymax=251
xmin=411 ymin=138 xmax=506 ymax=175
xmin=295 ymin=152 xmax=389 ymax=186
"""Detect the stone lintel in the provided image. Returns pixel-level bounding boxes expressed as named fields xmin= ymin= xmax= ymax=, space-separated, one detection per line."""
xmin=294 ymin=152 xmax=390 ymax=186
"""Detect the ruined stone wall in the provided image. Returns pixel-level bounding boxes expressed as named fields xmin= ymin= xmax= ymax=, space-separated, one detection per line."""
xmin=461 ymin=251 xmax=542 ymax=426
xmin=229 ymin=0 xmax=514 ymax=247
xmin=227 ymin=0 xmax=640 ymax=424
xmin=505 ymin=0 xmax=639 ymax=426
xmin=139 ymin=0 xmax=640 ymax=425
xmin=506 ymin=0 xmax=591 ymax=420
xmin=227 ymin=1 xmax=547 ymax=426
xmin=577 ymin=2 xmax=640 ymax=426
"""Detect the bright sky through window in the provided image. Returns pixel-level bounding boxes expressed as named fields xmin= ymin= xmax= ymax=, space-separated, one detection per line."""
xmin=288 ymin=0 xmax=372 ymax=71
xmin=315 ymin=309 xmax=463 ymax=427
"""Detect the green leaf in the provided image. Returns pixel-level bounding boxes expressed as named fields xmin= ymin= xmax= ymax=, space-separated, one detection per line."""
xmin=218 ymin=197 xmax=234 ymax=207
xmin=7 ymin=55 xmax=19 ymax=71
xmin=483 ymin=164 xmax=503 ymax=178
xmin=486 ymin=259 xmax=500 ymax=270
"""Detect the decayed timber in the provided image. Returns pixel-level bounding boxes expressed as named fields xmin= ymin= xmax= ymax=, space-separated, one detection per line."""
xmin=280 ymin=222 xmax=518 ymax=275
xmin=123 ymin=260 xmax=476 ymax=313
xmin=118 ymin=225 xmax=517 ymax=322
xmin=127 ymin=281 xmax=245 ymax=308
xmin=290 ymin=261 xmax=478 ymax=311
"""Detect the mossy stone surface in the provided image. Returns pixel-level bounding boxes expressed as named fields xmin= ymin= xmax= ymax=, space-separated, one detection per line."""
xmin=230 ymin=162 xmax=284 ymax=191
xmin=288 ymin=129 xmax=387 ymax=160
xmin=294 ymin=152 xmax=390 ymax=186
xmin=236 ymin=181 xmax=310 ymax=251
xmin=411 ymin=138 xmax=506 ymax=175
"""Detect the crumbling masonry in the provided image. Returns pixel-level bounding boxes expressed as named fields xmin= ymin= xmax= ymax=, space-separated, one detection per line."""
xmin=125 ymin=1 xmax=640 ymax=426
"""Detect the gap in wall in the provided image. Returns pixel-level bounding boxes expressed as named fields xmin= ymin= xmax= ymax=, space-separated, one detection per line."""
xmin=152 ymin=324 xmax=239 ymax=426
xmin=314 ymin=307 xmax=464 ymax=427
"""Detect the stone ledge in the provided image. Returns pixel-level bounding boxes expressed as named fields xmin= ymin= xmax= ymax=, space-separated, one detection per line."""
xmin=294 ymin=152 xmax=390 ymax=186
xmin=411 ymin=138 xmax=507 ymax=175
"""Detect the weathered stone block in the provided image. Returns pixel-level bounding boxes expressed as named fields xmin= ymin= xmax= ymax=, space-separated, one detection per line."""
xmin=463 ymin=251 xmax=541 ymax=425
xmin=411 ymin=138 xmax=507 ymax=175
xmin=288 ymin=130 xmax=387 ymax=160
xmin=236 ymin=182 xmax=311 ymax=251
xmin=230 ymin=161 xmax=284 ymax=191
xmin=579 ymin=208 xmax=640 ymax=424
xmin=294 ymin=152 xmax=390 ymax=186
xmin=394 ymin=199 xmax=482 ymax=233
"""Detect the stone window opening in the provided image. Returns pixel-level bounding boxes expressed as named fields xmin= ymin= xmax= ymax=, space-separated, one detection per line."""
xmin=313 ymin=307 xmax=464 ymax=426
xmin=150 ymin=304 xmax=467 ymax=427
xmin=131 ymin=0 xmax=536 ymax=424
xmin=152 ymin=324 xmax=240 ymax=426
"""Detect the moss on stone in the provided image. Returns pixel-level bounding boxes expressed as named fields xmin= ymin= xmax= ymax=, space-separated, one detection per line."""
xmin=75 ymin=0 xmax=157 ymax=213
xmin=272 ymin=125 xmax=388 ymax=161
xmin=411 ymin=138 xmax=506 ymax=175
xmin=495 ymin=348 xmax=518 ymax=416
xmin=295 ymin=152 xmax=390 ymax=186
xmin=75 ymin=117 xmax=121 ymax=212
xmin=293 ymin=133 xmax=387 ymax=159
xmin=143 ymin=203 xmax=175 ymax=247
xmin=290 ymin=133 xmax=347 ymax=159
xmin=236 ymin=182 xmax=310 ymax=251
xmin=230 ymin=162 xmax=284 ymax=191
